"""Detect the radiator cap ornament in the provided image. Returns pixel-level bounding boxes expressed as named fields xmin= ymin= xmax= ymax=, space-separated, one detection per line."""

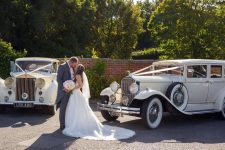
xmin=22 ymin=92 xmax=28 ymax=100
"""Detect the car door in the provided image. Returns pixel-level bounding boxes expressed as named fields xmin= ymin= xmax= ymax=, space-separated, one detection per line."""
xmin=185 ymin=65 xmax=209 ymax=104
xmin=207 ymin=65 xmax=225 ymax=102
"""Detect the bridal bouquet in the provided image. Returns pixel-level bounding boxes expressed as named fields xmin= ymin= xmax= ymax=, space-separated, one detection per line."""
xmin=63 ymin=80 xmax=75 ymax=95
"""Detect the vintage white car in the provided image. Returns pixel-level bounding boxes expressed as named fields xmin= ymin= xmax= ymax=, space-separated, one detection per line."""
xmin=0 ymin=57 xmax=59 ymax=115
xmin=98 ymin=59 xmax=225 ymax=129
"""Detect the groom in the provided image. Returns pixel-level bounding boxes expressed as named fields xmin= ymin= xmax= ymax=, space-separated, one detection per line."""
xmin=56 ymin=57 xmax=79 ymax=130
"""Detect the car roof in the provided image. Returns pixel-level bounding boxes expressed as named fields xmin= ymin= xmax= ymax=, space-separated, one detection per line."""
xmin=16 ymin=57 xmax=59 ymax=63
xmin=153 ymin=59 xmax=225 ymax=66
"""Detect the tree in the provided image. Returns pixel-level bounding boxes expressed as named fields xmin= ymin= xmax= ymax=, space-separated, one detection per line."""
xmin=148 ymin=0 xmax=225 ymax=59
xmin=0 ymin=0 xmax=96 ymax=57
xmin=0 ymin=39 xmax=26 ymax=78
xmin=136 ymin=0 xmax=155 ymax=50
xmin=93 ymin=0 xmax=143 ymax=59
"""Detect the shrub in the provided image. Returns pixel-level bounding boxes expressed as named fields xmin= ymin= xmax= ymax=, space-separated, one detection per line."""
xmin=86 ymin=59 xmax=122 ymax=99
xmin=132 ymin=48 xmax=164 ymax=59
xmin=0 ymin=39 xmax=27 ymax=79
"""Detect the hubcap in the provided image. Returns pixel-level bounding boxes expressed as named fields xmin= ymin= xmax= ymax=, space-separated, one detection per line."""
xmin=149 ymin=103 xmax=159 ymax=123
xmin=173 ymin=90 xmax=184 ymax=107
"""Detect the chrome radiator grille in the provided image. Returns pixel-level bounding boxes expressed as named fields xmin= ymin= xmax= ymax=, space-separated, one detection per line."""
xmin=121 ymin=77 xmax=136 ymax=103
xmin=16 ymin=78 xmax=35 ymax=101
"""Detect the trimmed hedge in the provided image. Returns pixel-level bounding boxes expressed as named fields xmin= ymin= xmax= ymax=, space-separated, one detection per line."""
xmin=132 ymin=48 xmax=164 ymax=60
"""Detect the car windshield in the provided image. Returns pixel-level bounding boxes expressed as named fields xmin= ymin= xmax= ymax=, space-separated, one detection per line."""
xmin=14 ymin=61 xmax=53 ymax=73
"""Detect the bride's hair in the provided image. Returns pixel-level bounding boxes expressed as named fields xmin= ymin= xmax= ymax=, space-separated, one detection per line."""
xmin=76 ymin=64 xmax=85 ymax=75
xmin=74 ymin=64 xmax=85 ymax=83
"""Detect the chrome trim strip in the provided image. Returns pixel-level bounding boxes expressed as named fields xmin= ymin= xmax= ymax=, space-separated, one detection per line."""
xmin=97 ymin=103 xmax=140 ymax=115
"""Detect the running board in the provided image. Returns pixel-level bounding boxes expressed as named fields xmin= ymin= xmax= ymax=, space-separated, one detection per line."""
xmin=184 ymin=109 xmax=220 ymax=115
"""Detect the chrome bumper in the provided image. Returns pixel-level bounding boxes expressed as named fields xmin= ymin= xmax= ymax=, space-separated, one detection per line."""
xmin=0 ymin=101 xmax=54 ymax=106
xmin=97 ymin=103 xmax=140 ymax=115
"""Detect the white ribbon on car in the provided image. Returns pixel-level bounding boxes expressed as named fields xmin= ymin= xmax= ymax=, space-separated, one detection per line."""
xmin=15 ymin=63 xmax=52 ymax=73
xmin=134 ymin=66 xmax=182 ymax=76
xmin=30 ymin=63 xmax=52 ymax=73
xmin=15 ymin=63 xmax=25 ymax=73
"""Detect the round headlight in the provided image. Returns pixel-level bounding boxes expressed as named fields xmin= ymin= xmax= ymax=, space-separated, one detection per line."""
xmin=4 ymin=77 xmax=15 ymax=89
xmin=35 ymin=78 xmax=45 ymax=89
xmin=129 ymin=83 xmax=139 ymax=94
xmin=110 ymin=81 xmax=120 ymax=92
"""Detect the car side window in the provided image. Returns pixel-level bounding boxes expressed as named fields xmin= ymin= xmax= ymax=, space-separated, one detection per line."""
xmin=187 ymin=65 xmax=207 ymax=78
xmin=210 ymin=65 xmax=222 ymax=78
xmin=52 ymin=62 xmax=57 ymax=73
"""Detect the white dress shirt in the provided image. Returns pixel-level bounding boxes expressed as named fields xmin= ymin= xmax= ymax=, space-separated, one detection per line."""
xmin=67 ymin=62 xmax=74 ymax=80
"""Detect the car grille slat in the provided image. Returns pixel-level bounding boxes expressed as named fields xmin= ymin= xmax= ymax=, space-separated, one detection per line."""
xmin=16 ymin=78 xmax=35 ymax=101
xmin=121 ymin=77 xmax=136 ymax=105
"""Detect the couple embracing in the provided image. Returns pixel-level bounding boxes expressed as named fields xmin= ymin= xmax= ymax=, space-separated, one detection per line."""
xmin=56 ymin=57 xmax=135 ymax=140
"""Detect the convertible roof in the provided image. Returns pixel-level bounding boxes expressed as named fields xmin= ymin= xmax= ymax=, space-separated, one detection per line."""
xmin=16 ymin=57 xmax=59 ymax=62
xmin=153 ymin=59 xmax=225 ymax=66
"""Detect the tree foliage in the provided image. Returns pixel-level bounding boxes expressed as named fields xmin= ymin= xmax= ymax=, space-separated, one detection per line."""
xmin=0 ymin=0 xmax=224 ymax=60
xmin=93 ymin=0 xmax=143 ymax=59
xmin=0 ymin=39 xmax=27 ymax=78
xmin=148 ymin=0 xmax=225 ymax=59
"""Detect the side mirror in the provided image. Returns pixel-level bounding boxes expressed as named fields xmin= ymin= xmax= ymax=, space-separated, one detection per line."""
xmin=10 ymin=61 xmax=15 ymax=73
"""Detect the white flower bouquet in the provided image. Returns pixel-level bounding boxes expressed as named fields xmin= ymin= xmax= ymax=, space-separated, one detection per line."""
xmin=63 ymin=80 xmax=75 ymax=94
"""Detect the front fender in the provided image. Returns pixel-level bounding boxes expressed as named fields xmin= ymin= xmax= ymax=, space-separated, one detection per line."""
xmin=134 ymin=89 xmax=191 ymax=115
xmin=134 ymin=89 xmax=169 ymax=100
xmin=43 ymin=80 xmax=58 ymax=103
xmin=0 ymin=78 xmax=9 ymax=100
xmin=100 ymin=87 xmax=114 ymax=97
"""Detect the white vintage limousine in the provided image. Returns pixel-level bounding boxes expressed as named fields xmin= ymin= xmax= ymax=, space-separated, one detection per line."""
xmin=98 ymin=59 xmax=225 ymax=129
xmin=0 ymin=57 xmax=59 ymax=115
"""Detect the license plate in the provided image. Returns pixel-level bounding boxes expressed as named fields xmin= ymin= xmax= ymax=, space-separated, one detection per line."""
xmin=14 ymin=103 xmax=34 ymax=108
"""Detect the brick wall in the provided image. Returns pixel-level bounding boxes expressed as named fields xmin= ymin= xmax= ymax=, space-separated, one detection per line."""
xmin=59 ymin=58 xmax=155 ymax=77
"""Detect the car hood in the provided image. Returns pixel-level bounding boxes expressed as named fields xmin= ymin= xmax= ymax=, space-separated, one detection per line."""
xmin=131 ymin=75 xmax=184 ymax=83
xmin=11 ymin=72 xmax=53 ymax=79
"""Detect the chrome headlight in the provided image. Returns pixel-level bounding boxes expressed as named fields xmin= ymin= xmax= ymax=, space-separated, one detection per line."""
xmin=129 ymin=83 xmax=139 ymax=94
xmin=110 ymin=81 xmax=120 ymax=92
xmin=4 ymin=77 xmax=15 ymax=89
xmin=35 ymin=78 xmax=45 ymax=89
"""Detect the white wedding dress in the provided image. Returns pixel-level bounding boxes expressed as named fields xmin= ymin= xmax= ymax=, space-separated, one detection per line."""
xmin=62 ymin=83 xmax=135 ymax=140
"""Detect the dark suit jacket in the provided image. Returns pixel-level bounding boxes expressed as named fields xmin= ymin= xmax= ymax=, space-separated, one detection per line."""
xmin=56 ymin=62 xmax=71 ymax=105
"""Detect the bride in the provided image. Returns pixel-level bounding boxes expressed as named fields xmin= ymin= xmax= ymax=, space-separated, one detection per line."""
xmin=62 ymin=64 xmax=135 ymax=140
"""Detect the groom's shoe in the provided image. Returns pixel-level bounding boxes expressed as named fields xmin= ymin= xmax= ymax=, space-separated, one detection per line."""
xmin=60 ymin=125 xmax=65 ymax=131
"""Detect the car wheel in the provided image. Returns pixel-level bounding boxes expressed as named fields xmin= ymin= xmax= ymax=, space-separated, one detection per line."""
xmin=0 ymin=105 xmax=6 ymax=113
xmin=142 ymin=97 xmax=163 ymax=129
xmin=47 ymin=105 xmax=56 ymax=115
xmin=166 ymin=82 xmax=188 ymax=111
xmin=100 ymin=96 xmax=119 ymax=121
xmin=219 ymin=98 xmax=225 ymax=119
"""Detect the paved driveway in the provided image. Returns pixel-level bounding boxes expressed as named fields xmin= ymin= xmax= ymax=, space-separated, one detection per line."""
xmin=0 ymin=103 xmax=225 ymax=150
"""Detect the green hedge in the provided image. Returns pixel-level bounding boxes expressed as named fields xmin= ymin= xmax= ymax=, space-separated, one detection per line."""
xmin=132 ymin=48 xmax=164 ymax=60
xmin=0 ymin=39 xmax=27 ymax=79
xmin=86 ymin=59 xmax=122 ymax=99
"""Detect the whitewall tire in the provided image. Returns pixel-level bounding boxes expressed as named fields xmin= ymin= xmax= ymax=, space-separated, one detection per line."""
xmin=220 ymin=98 xmax=225 ymax=119
xmin=166 ymin=82 xmax=188 ymax=111
xmin=142 ymin=97 xmax=163 ymax=129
